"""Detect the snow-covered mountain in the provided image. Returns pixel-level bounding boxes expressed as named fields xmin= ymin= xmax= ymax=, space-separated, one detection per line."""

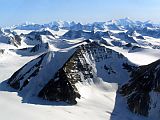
xmin=3 ymin=18 xmax=159 ymax=50
xmin=0 ymin=29 xmax=22 ymax=47
xmin=10 ymin=42 xmax=49 ymax=56
xmin=0 ymin=18 xmax=160 ymax=120
xmin=9 ymin=18 xmax=159 ymax=31
xmin=8 ymin=42 xmax=135 ymax=104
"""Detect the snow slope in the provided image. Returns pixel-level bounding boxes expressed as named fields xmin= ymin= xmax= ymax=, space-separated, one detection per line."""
xmin=105 ymin=46 xmax=160 ymax=65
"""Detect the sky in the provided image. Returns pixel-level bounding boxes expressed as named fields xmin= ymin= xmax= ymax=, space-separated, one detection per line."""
xmin=0 ymin=0 xmax=160 ymax=27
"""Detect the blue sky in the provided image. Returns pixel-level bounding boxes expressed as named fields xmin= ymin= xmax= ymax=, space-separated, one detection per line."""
xmin=0 ymin=0 xmax=160 ymax=26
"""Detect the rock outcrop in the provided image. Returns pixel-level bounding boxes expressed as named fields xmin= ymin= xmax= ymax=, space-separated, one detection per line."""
xmin=120 ymin=59 xmax=160 ymax=116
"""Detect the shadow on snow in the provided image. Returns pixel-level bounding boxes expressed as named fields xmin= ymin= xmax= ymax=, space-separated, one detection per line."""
xmin=0 ymin=80 xmax=70 ymax=106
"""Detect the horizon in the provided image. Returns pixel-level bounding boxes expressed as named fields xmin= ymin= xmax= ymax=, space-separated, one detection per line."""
xmin=2 ymin=17 xmax=160 ymax=28
xmin=1 ymin=0 xmax=160 ymax=27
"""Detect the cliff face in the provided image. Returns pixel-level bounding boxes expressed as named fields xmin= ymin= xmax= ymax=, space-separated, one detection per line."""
xmin=38 ymin=45 xmax=92 ymax=104
xmin=120 ymin=59 xmax=160 ymax=116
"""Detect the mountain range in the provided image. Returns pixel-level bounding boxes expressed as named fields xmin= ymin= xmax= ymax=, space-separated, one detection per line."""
xmin=0 ymin=18 xmax=160 ymax=120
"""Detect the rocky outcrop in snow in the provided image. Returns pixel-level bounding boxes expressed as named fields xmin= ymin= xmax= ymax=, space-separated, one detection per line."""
xmin=24 ymin=29 xmax=55 ymax=45
xmin=0 ymin=32 xmax=22 ymax=47
xmin=10 ymin=42 xmax=49 ymax=56
xmin=120 ymin=59 xmax=160 ymax=117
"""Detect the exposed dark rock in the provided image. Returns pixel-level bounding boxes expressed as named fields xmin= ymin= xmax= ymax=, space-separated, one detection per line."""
xmin=125 ymin=43 xmax=132 ymax=47
xmin=138 ymin=27 xmax=160 ymax=38
xmin=62 ymin=30 xmax=90 ymax=39
xmin=122 ymin=62 xmax=138 ymax=73
xmin=132 ymin=46 xmax=141 ymax=50
xmin=24 ymin=30 xmax=54 ymax=45
xmin=0 ymin=33 xmax=21 ymax=47
xmin=120 ymin=59 xmax=160 ymax=116
xmin=104 ymin=65 xmax=116 ymax=74
xmin=107 ymin=23 xmax=121 ymax=30
xmin=62 ymin=30 xmax=111 ymax=40
xmin=30 ymin=43 xmax=49 ymax=52
xmin=9 ymin=43 xmax=49 ymax=56
xmin=136 ymin=35 xmax=145 ymax=40
xmin=14 ymin=35 xmax=22 ymax=45
xmin=27 ymin=34 xmax=42 ymax=43
xmin=8 ymin=53 xmax=46 ymax=90
xmin=10 ymin=34 xmax=22 ymax=47
xmin=0 ymin=49 xmax=5 ymax=54
xmin=115 ymin=32 xmax=137 ymax=43
xmin=28 ymin=30 xmax=54 ymax=37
